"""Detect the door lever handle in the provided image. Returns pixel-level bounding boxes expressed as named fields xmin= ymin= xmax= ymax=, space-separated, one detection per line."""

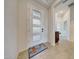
xmin=42 ymin=28 xmax=44 ymax=32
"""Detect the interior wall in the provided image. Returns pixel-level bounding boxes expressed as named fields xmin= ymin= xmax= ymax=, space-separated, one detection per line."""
xmin=48 ymin=0 xmax=60 ymax=46
xmin=70 ymin=4 xmax=74 ymax=42
xmin=4 ymin=0 xmax=18 ymax=59
xmin=62 ymin=9 xmax=70 ymax=40
xmin=48 ymin=8 xmax=55 ymax=45
xmin=17 ymin=0 xmax=28 ymax=53
xmin=18 ymin=0 xmax=48 ymax=52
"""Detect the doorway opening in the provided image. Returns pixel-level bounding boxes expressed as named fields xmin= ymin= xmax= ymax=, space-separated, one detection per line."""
xmin=54 ymin=3 xmax=70 ymax=43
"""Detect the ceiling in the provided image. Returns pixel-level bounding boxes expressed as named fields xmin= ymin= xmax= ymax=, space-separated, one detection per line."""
xmin=32 ymin=0 xmax=74 ymax=8
xmin=32 ymin=0 xmax=55 ymax=8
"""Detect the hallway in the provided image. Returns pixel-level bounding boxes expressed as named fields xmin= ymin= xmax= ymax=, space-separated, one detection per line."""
xmin=18 ymin=40 xmax=74 ymax=59
xmin=4 ymin=0 xmax=74 ymax=59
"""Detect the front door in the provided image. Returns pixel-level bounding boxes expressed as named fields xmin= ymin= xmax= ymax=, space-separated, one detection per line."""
xmin=32 ymin=9 xmax=43 ymax=44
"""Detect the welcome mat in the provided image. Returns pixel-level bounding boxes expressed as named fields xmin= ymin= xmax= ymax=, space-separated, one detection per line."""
xmin=28 ymin=43 xmax=48 ymax=59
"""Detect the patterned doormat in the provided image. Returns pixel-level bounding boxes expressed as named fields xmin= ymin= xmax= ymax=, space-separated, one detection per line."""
xmin=28 ymin=43 xmax=48 ymax=59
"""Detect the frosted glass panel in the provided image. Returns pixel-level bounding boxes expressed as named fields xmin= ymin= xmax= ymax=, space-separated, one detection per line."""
xmin=33 ymin=35 xmax=40 ymax=41
xmin=32 ymin=9 xmax=41 ymax=41
xmin=33 ymin=19 xmax=41 ymax=25
xmin=33 ymin=27 xmax=41 ymax=33
xmin=33 ymin=10 xmax=41 ymax=18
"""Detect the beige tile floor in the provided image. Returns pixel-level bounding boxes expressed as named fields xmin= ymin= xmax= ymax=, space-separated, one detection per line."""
xmin=17 ymin=40 xmax=74 ymax=59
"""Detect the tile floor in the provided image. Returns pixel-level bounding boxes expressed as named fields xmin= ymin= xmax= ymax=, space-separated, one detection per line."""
xmin=17 ymin=40 xmax=74 ymax=59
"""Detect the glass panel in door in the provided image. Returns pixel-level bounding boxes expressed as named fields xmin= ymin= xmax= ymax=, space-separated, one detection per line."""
xmin=32 ymin=10 xmax=42 ymax=41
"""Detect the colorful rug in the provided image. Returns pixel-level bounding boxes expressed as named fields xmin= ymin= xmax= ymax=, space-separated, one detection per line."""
xmin=28 ymin=43 xmax=48 ymax=59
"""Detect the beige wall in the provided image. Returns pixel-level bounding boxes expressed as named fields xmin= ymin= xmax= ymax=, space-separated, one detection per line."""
xmin=18 ymin=0 xmax=48 ymax=52
xmin=4 ymin=0 xmax=18 ymax=59
xmin=17 ymin=0 xmax=28 ymax=53
xmin=70 ymin=4 xmax=74 ymax=42
xmin=62 ymin=9 xmax=70 ymax=40
xmin=48 ymin=0 xmax=60 ymax=46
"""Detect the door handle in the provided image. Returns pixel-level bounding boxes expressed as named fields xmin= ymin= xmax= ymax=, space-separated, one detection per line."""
xmin=42 ymin=28 xmax=44 ymax=32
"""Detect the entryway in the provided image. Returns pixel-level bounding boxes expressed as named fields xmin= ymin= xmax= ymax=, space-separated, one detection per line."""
xmin=54 ymin=2 xmax=70 ymax=44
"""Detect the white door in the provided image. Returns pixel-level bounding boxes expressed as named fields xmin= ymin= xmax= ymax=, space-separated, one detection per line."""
xmin=32 ymin=9 xmax=43 ymax=44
